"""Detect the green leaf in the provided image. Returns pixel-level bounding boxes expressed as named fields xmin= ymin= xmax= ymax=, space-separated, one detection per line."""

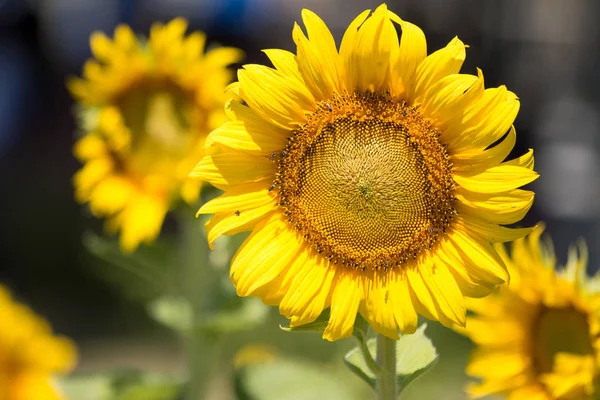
xmin=201 ymin=297 xmax=269 ymax=334
xmin=59 ymin=370 xmax=183 ymax=400
xmin=344 ymin=338 xmax=378 ymax=389
xmin=83 ymin=232 xmax=175 ymax=302
xmin=59 ymin=375 xmax=114 ymax=400
xmin=235 ymin=357 xmax=366 ymax=400
xmin=394 ymin=324 xmax=438 ymax=390
xmin=343 ymin=324 xmax=439 ymax=394
xmin=147 ymin=295 xmax=193 ymax=332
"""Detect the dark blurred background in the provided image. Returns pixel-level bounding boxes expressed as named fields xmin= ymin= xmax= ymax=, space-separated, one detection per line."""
xmin=1 ymin=0 xmax=598 ymax=398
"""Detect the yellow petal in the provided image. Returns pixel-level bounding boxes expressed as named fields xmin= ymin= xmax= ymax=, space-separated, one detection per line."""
xmin=388 ymin=270 xmax=418 ymax=333
xmin=238 ymin=65 xmax=315 ymax=129
xmin=292 ymin=9 xmax=341 ymax=99
xmin=73 ymin=135 xmax=107 ymax=161
xmin=422 ymin=70 xmax=484 ymax=132
xmin=388 ymin=14 xmax=427 ymax=97
xmin=339 ymin=9 xmax=371 ymax=91
xmin=73 ymin=158 xmax=114 ymax=202
xmin=452 ymin=125 xmax=516 ymax=171
xmin=199 ymin=186 xmax=275 ymax=215
xmin=448 ymin=87 xmax=519 ymax=152
xmin=454 ymin=215 xmax=534 ymax=243
xmin=446 ymin=228 xmax=509 ymax=284
xmin=88 ymin=176 xmax=135 ymax=216
xmin=263 ymin=49 xmax=303 ymax=82
xmin=225 ymin=97 xmax=292 ymax=139
xmin=180 ymin=179 xmax=201 ymax=205
xmin=467 ymin=348 xmax=530 ymax=378
xmin=454 ymin=164 xmax=538 ymax=194
xmin=119 ymin=194 xmax=168 ymax=252
xmin=288 ymin=257 xmax=335 ymax=327
xmin=456 ymin=188 xmax=535 ymax=225
xmin=503 ymin=148 xmax=534 ymax=170
xmin=280 ymin=251 xmax=335 ymax=320
xmin=406 ymin=262 xmax=439 ymax=321
xmin=409 ymin=36 xmax=466 ymax=104
xmin=89 ymin=32 xmax=114 ymax=60
xmin=466 ymin=317 xmax=526 ymax=346
xmin=201 ymin=184 xmax=276 ymax=248
xmin=231 ymin=215 xmax=303 ymax=297
xmin=341 ymin=5 xmax=396 ymax=92
xmin=361 ymin=270 xmax=400 ymax=339
xmin=204 ymin=120 xmax=288 ymax=154
xmin=190 ymin=151 xmax=276 ymax=189
xmin=204 ymin=46 xmax=244 ymax=68
xmin=419 ymin=256 xmax=466 ymax=326
xmin=436 ymin=251 xmax=496 ymax=298
xmin=113 ymin=25 xmax=136 ymax=51
xmin=323 ymin=271 xmax=362 ymax=341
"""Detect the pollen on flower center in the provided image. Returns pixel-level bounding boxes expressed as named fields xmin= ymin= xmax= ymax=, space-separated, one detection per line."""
xmin=275 ymin=92 xmax=456 ymax=270
xmin=533 ymin=306 xmax=595 ymax=374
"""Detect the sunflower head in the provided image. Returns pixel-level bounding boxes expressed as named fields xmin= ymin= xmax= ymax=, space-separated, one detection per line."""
xmin=462 ymin=226 xmax=600 ymax=400
xmin=192 ymin=4 xmax=537 ymax=341
xmin=69 ymin=19 xmax=243 ymax=252
xmin=0 ymin=286 xmax=76 ymax=400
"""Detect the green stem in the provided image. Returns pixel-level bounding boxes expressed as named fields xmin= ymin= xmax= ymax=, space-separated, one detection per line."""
xmin=376 ymin=334 xmax=397 ymax=400
xmin=179 ymin=211 xmax=212 ymax=400
xmin=358 ymin=337 xmax=382 ymax=376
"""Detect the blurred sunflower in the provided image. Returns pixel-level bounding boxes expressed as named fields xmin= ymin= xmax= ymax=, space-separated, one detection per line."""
xmin=69 ymin=19 xmax=242 ymax=252
xmin=0 ymin=286 xmax=76 ymax=400
xmin=192 ymin=4 xmax=537 ymax=341
xmin=462 ymin=227 xmax=600 ymax=400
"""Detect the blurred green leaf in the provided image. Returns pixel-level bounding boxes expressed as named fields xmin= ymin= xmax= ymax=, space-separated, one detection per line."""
xmin=202 ymin=298 xmax=269 ymax=335
xmin=60 ymin=370 xmax=183 ymax=400
xmin=235 ymin=357 xmax=362 ymax=400
xmin=59 ymin=374 xmax=114 ymax=400
xmin=148 ymin=295 xmax=193 ymax=332
xmin=149 ymin=296 xmax=269 ymax=335
xmin=83 ymin=232 xmax=175 ymax=302
xmin=344 ymin=324 xmax=438 ymax=394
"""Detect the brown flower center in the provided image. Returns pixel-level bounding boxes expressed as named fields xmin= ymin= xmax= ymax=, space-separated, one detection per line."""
xmin=115 ymin=80 xmax=202 ymax=180
xmin=533 ymin=306 xmax=595 ymax=374
xmin=275 ymin=92 xmax=455 ymax=271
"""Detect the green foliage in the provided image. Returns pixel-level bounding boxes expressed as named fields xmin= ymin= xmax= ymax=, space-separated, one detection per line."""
xmin=235 ymin=357 xmax=363 ymax=400
xmin=201 ymin=297 xmax=269 ymax=335
xmin=148 ymin=295 xmax=193 ymax=332
xmin=83 ymin=232 xmax=176 ymax=303
xmin=60 ymin=370 xmax=183 ymax=400
xmin=344 ymin=324 xmax=439 ymax=395
xmin=148 ymin=296 xmax=269 ymax=335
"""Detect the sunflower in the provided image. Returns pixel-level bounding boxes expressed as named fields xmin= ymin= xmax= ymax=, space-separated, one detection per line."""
xmin=0 ymin=285 xmax=76 ymax=400
xmin=462 ymin=227 xmax=600 ymax=400
xmin=191 ymin=4 xmax=537 ymax=341
xmin=69 ymin=19 xmax=242 ymax=252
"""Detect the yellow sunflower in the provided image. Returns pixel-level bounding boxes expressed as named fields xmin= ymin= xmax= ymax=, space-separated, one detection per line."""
xmin=0 ymin=285 xmax=76 ymax=400
xmin=191 ymin=4 xmax=537 ymax=341
xmin=462 ymin=227 xmax=600 ymax=400
xmin=69 ymin=19 xmax=242 ymax=252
